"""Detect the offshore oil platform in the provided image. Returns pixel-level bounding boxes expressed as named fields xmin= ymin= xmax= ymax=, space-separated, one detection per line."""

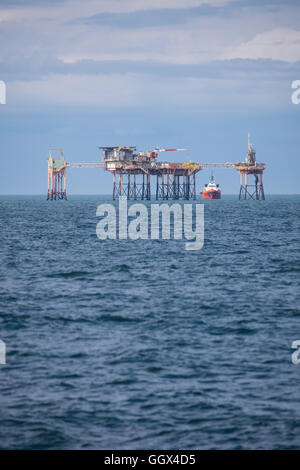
xmin=47 ymin=135 xmax=266 ymax=201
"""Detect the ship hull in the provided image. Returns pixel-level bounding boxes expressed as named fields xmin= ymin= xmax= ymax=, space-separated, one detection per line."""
xmin=202 ymin=190 xmax=221 ymax=199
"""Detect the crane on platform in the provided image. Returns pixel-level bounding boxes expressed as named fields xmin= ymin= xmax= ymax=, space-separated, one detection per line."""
xmin=155 ymin=148 xmax=189 ymax=152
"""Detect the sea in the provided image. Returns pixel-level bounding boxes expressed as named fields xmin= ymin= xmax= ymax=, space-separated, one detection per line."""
xmin=0 ymin=194 xmax=299 ymax=449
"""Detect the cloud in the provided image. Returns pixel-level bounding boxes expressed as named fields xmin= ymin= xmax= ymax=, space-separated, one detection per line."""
xmin=0 ymin=0 xmax=63 ymax=6
xmin=74 ymin=5 xmax=230 ymax=29
xmin=226 ymin=28 xmax=300 ymax=62
xmin=8 ymin=68 xmax=293 ymax=110
xmin=1 ymin=0 xmax=300 ymax=111
xmin=1 ymin=0 xmax=300 ymax=68
xmin=0 ymin=0 xmax=238 ymax=24
xmin=2 ymin=53 xmax=300 ymax=82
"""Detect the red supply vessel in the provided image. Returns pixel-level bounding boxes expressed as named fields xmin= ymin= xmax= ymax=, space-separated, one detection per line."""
xmin=201 ymin=173 xmax=221 ymax=199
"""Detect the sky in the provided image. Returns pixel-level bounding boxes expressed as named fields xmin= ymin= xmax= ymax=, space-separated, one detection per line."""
xmin=0 ymin=0 xmax=300 ymax=194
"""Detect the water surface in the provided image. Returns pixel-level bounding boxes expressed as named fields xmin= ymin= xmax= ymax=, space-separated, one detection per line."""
xmin=0 ymin=195 xmax=299 ymax=449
